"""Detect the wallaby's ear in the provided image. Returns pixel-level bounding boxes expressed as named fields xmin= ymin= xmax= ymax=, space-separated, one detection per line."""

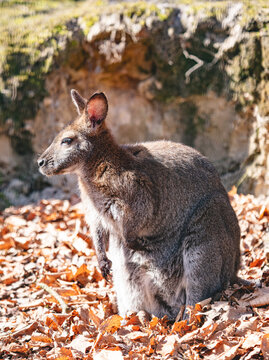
xmin=86 ymin=92 xmax=108 ymax=128
xmin=71 ymin=89 xmax=87 ymax=115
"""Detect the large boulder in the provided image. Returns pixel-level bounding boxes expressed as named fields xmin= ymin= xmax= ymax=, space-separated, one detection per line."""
xmin=0 ymin=1 xmax=268 ymax=206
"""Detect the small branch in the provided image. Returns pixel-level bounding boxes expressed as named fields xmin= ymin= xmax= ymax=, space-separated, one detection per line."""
xmin=175 ymin=305 xmax=185 ymax=323
xmin=183 ymin=50 xmax=204 ymax=83
xmin=38 ymin=282 xmax=68 ymax=314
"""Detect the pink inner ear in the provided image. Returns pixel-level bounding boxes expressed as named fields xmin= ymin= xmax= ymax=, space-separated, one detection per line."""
xmin=87 ymin=97 xmax=107 ymax=122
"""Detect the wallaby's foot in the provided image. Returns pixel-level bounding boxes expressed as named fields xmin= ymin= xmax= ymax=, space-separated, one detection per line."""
xmin=234 ymin=276 xmax=261 ymax=288
xmin=99 ymin=257 xmax=112 ymax=281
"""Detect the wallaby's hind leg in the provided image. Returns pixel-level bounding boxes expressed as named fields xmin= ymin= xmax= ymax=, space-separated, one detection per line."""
xmin=182 ymin=243 xmax=235 ymax=320
xmin=182 ymin=204 xmax=239 ymax=309
xmin=183 ymin=241 xmax=224 ymax=307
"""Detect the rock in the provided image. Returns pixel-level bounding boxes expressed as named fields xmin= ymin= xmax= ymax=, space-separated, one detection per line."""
xmin=1 ymin=1 xmax=269 ymax=203
xmin=0 ymin=135 xmax=17 ymax=172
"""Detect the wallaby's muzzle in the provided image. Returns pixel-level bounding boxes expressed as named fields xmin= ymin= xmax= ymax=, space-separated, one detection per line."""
xmin=37 ymin=153 xmax=53 ymax=176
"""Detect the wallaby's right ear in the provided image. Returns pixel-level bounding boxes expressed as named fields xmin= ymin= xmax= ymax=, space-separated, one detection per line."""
xmin=71 ymin=89 xmax=87 ymax=115
xmin=86 ymin=92 xmax=108 ymax=129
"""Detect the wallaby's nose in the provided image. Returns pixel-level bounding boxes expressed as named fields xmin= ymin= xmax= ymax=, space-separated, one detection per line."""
xmin=38 ymin=159 xmax=45 ymax=167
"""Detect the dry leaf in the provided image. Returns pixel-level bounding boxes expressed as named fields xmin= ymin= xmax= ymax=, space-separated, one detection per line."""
xmin=74 ymin=264 xmax=91 ymax=286
xmin=171 ymin=320 xmax=190 ymax=335
xmin=93 ymin=349 xmax=124 ymax=360
xmin=156 ymin=334 xmax=178 ymax=357
xmin=88 ymin=308 xmax=102 ymax=327
xmin=126 ymin=331 xmax=149 ymax=341
xmin=249 ymin=257 xmax=265 ymax=268
xmin=149 ymin=316 xmax=159 ymax=330
xmin=262 ymin=334 xmax=269 ymax=360
xmin=69 ymin=334 xmax=92 ymax=355
xmin=100 ymin=315 xmax=122 ymax=334
xmin=241 ymin=332 xmax=261 ymax=349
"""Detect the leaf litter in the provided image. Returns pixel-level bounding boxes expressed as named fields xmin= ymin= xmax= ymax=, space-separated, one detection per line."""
xmin=0 ymin=190 xmax=268 ymax=359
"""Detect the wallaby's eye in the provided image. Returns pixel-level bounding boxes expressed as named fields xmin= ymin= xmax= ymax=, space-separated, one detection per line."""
xmin=61 ymin=137 xmax=73 ymax=145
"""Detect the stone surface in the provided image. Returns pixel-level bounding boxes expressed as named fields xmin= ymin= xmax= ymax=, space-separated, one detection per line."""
xmin=1 ymin=1 xmax=269 ymax=204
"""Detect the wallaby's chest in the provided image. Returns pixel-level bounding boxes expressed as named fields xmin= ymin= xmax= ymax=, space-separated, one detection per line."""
xmin=79 ymin=181 xmax=123 ymax=234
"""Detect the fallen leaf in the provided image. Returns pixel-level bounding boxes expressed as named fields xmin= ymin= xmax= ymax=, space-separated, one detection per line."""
xmin=126 ymin=331 xmax=149 ymax=341
xmin=100 ymin=315 xmax=122 ymax=334
xmin=88 ymin=307 xmax=102 ymax=327
xmin=69 ymin=334 xmax=92 ymax=355
xmin=149 ymin=316 xmax=159 ymax=330
xmin=156 ymin=334 xmax=178 ymax=357
xmin=262 ymin=333 xmax=269 ymax=360
xmin=5 ymin=215 xmax=27 ymax=227
xmin=0 ymin=237 xmax=15 ymax=250
xmin=249 ymin=257 xmax=265 ymax=268
xmin=242 ymin=332 xmax=261 ymax=349
xmin=74 ymin=264 xmax=91 ymax=286
xmin=94 ymin=349 xmax=124 ymax=360
xmin=171 ymin=320 xmax=190 ymax=335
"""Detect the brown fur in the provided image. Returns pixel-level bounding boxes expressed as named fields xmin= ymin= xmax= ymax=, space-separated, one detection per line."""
xmin=38 ymin=90 xmax=241 ymax=319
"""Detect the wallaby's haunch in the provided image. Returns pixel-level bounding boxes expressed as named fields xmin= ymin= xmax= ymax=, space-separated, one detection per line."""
xmin=38 ymin=90 xmax=241 ymax=319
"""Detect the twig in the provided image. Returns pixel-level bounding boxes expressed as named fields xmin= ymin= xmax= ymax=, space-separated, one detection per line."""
xmin=175 ymin=305 xmax=185 ymax=323
xmin=183 ymin=50 xmax=204 ymax=83
xmin=37 ymin=282 xmax=68 ymax=314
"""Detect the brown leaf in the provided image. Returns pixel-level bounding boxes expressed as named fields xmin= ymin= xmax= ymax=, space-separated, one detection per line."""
xmin=88 ymin=308 xmax=102 ymax=327
xmin=93 ymin=349 xmax=124 ymax=360
xmin=171 ymin=320 xmax=190 ymax=335
xmin=100 ymin=315 xmax=122 ymax=334
xmin=156 ymin=334 xmax=178 ymax=357
xmin=69 ymin=334 xmax=92 ymax=355
xmin=259 ymin=204 xmax=269 ymax=220
xmin=228 ymin=186 xmax=237 ymax=196
xmin=241 ymin=287 xmax=269 ymax=307
xmin=249 ymin=257 xmax=266 ymax=268
xmin=126 ymin=331 xmax=149 ymax=342
xmin=31 ymin=334 xmax=53 ymax=343
xmin=262 ymin=333 xmax=269 ymax=360
xmin=126 ymin=314 xmax=141 ymax=326
xmin=14 ymin=236 xmax=30 ymax=250
xmin=74 ymin=264 xmax=91 ymax=286
xmin=7 ymin=343 xmax=29 ymax=353
xmin=10 ymin=321 xmax=39 ymax=338
xmin=92 ymin=267 xmax=103 ymax=282
xmin=242 ymin=332 xmax=261 ymax=349
xmin=149 ymin=316 xmax=159 ymax=330
xmin=5 ymin=215 xmax=27 ymax=227
xmin=0 ymin=237 xmax=15 ymax=250
xmin=215 ymin=343 xmax=241 ymax=360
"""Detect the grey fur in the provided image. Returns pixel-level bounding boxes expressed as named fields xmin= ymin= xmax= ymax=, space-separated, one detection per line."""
xmin=38 ymin=90 xmax=241 ymax=320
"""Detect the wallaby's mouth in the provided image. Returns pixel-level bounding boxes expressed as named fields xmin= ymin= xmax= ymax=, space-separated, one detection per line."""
xmin=37 ymin=156 xmax=76 ymax=176
xmin=37 ymin=157 xmax=57 ymax=176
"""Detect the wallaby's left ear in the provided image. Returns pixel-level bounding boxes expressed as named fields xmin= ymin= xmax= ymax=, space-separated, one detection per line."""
xmin=71 ymin=89 xmax=87 ymax=115
xmin=86 ymin=92 xmax=108 ymax=128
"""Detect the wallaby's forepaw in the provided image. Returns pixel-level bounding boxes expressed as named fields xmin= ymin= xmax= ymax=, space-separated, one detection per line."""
xmin=99 ymin=258 xmax=112 ymax=281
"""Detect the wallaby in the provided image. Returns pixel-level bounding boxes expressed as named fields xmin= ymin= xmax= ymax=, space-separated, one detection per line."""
xmin=38 ymin=90 xmax=241 ymax=319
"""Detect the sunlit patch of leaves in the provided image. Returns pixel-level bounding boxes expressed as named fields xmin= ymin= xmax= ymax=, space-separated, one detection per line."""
xmin=0 ymin=189 xmax=268 ymax=359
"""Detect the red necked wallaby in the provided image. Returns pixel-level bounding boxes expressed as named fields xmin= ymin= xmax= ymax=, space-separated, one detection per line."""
xmin=38 ymin=90 xmax=241 ymax=319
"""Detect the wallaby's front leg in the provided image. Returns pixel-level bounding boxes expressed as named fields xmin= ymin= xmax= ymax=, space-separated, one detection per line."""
xmin=91 ymin=223 xmax=111 ymax=280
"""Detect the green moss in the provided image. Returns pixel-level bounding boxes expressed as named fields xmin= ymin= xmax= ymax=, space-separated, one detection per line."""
xmin=226 ymin=34 xmax=264 ymax=109
xmin=0 ymin=0 xmax=91 ymax=154
xmin=122 ymin=2 xmax=171 ymax=22
xmin=1 ymin=0 xmax=268 ymax=157
xmin=241 ymin=0 xmax=269 ymax=27
xmin=181 ymin=0 xmax=229 ymax=20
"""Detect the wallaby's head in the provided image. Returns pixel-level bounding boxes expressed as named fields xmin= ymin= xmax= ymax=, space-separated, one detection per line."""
xmin=38 ymin=90 xmax=108 ymax=176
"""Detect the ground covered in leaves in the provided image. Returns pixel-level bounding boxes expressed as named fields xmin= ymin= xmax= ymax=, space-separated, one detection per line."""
xmin=0 ymin=190 xmax=269 ymax=359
